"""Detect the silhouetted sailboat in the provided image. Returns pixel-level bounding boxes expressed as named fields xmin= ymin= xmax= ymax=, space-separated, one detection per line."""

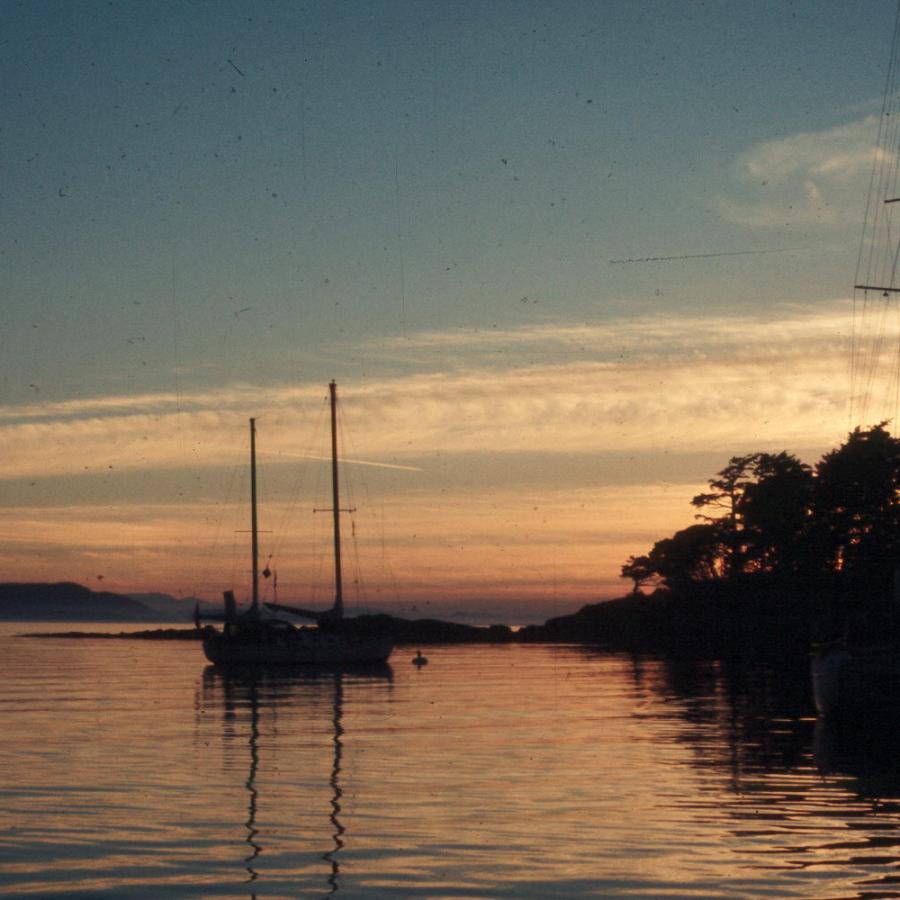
xmin=196 ymin=382 xmax=394 ymax=666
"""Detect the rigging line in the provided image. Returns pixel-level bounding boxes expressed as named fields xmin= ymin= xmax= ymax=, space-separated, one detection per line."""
xmin=310 ymin=402 xmax=330 ymax=605
xmin=887 ymin=62 xmax=900 ymax=288
xmin=866 ymin=298 xmax=888 ymax=397
xmin=377 ymin=496 xmax=401 ymax=604
xmin=893 ymin=331 xmax=900 ymax=422
xmin=862 ymin=296 xmax=894 ymax=421
xmin=339 ymin=395 xmax=390 ymax=611
xmin=883 ymin=103 xmax=900 ymax=288
xmin=350 ymin=519 xmax=366 ymax=608
xmin=348 ymin=513 xmax=368 ymax=610
xmin=339 ymin=397 xmax=379 ymax=611
xmin=226 ymin=443 xmax=251 ymax=596
xmin=853 ymin=4 xmax=900 ymax=423
xmin=339 ymin=392 xmax=400 ymax=605
xmin=885 ymin=13 xmax=900 ymax=239
xmin=875 ymin=298 xmax=900 ymax=419
xmin=889 ymin=220 xmax=900 ymax=291
xmin=880 ymin=43 xmax=900 ymax=278
xmin=194 ymin=449 xmax=243 ymax=599
xmin=379 ymin=497 xmax=401 ymax=605
xmin=859 ymin=312 xmax=884 ymax=425
xmin=337 ymin=406 xmax=368 ymax=609
xmin=886 ymin=328 xmax=900 ymax=423
xmin=269 ymin=396 xmax=329 ymax=564
xmin=251 ymin=439 xmax=277 ymax=606
xmin=865 ymin=292 xmax=887 ymax=367
xmin=857 ymin=8 xmax=900 ymax=288
xmin=858 ymin=296 xmax=882 ymax=413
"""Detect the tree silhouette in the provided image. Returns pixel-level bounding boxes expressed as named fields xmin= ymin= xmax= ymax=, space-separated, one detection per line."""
xmin=691 ymin=454 xmax=759 ymax=577
xmin=813 ymin=423 xmax=900 ymax=593
xmin=621 ymin=425 xmax=900 ymax=601
xmin=739 ymin=452 xmax=813 ymax=576
xmin=621 ymin=554 xmax=656 ymax=595
xmin=642 ymin=523 xmax=728 ymax=591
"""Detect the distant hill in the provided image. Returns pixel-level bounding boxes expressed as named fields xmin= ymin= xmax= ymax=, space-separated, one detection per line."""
xmin=125 ymin=592 xmax=200 ymax=622
xmin=0 ymin=582 xmax=184 ymax=622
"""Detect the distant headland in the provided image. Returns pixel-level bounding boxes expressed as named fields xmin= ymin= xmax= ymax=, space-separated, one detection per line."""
xmin=4 ymin=582 xmax=518 ymax=645
xmin=0 ymin=582 xmax=178 ymax=623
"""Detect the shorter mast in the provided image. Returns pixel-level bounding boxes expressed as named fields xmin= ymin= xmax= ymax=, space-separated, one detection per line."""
xmin=330 ymin=381 xmax=344 ymax=619
xmin=250 ymin=417 xmax=259 ymax=614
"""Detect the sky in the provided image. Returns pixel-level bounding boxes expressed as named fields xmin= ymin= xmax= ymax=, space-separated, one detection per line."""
xmin=3 ymin=0 xmax=900 ymax=624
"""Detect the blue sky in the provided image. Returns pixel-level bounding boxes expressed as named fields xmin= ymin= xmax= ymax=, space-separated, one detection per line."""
xmin=2 ymin=0 xmax=898 ymax=620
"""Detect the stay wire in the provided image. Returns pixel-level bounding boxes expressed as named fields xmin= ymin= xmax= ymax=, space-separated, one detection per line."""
xmin=853 ymin=2 xmax=900 ymax=425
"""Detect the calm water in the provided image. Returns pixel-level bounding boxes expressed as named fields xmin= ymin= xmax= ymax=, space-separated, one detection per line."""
xmin=3 ymin=625 xmax=900 ymax=898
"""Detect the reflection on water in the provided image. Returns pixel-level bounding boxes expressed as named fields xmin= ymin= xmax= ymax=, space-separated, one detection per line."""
xmin=815 ymin=712 xmax=900 ymax=796
xmin=7 ymin=625 xmax=900 ymax=897
xmin=324 ymin=673 xmax=344 ymax=896
xmin=626 ymin=646 xmax=900 ymax=897
xmin=200 ymin=664 xmax=392 ymax=898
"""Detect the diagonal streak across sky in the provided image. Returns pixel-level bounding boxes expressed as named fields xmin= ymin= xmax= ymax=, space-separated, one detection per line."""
xmin=609 ymin=247 xmax=806 ymax=265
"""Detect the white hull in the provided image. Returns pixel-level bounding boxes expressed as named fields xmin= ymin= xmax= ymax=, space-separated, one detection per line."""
xmin=812 ymin=645 xmax=900 ymax=718
xmin=811 ymin=647 xmax=849 ymax=717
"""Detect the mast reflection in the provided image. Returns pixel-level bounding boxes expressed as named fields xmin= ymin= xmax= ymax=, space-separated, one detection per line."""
xmin=323 ymin=673 xmax=344 ymax=895
xmin=201 ymin=663 xmax=392 ymax=896
xmin=244 ymin=677 xmax=260 ymax=884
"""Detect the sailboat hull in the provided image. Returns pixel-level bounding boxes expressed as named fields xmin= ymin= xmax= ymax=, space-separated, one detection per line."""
xmin=201 ymin=625 xmax=393 ymax=666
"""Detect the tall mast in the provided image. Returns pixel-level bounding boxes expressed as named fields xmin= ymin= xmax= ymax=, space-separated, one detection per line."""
xmin=250 ymin=417 xmax=259 ymax=614
xmin=329 ymin=381 xmax=343 ymax=618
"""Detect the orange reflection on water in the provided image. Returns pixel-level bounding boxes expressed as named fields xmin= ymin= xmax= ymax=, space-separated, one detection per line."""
xmin=5 ymin=627 xmax=900 ymax=897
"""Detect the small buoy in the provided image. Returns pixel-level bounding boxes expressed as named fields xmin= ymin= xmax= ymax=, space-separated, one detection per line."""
xmin=412 ymin=649 xmax=428 ymax=666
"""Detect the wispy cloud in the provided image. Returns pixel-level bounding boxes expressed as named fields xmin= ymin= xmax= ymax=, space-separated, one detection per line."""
xmin=371 ymin=304 xmax=850 ymax=362
xmin=0 ymin=304 xmax=856 ymax=481
xmin=0 ymin=383 xmax=322 ymax=424
xmin=716 ymin=115 xmax=880 ymax=227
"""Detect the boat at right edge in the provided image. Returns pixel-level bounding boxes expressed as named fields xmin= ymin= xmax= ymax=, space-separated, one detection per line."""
xmin=812 ymin=636 xmax=900 ymax=718
xmin=811 ymin=3 xmax=900 ymax=720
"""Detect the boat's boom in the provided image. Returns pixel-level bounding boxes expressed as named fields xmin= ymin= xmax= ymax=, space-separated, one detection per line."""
xmin=264 ymin=601 xmax=329 ymax=621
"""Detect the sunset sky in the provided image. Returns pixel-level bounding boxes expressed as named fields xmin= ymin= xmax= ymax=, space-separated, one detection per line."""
xmin=3 ymin=0 xmax=899 ymax=623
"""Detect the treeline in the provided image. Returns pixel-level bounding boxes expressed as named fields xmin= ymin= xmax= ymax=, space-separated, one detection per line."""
xmin=621 ymin=423 xmax=900 ymax=602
